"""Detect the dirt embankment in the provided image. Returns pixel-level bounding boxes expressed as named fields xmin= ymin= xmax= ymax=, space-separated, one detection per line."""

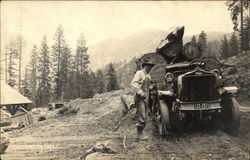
xmin=1 ymin=89 xmax=250 ymax=160
xmin=223 ymin=52 xmax=250 ymax=105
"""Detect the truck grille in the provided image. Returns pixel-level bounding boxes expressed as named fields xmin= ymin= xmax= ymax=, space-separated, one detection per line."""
xmin=180 ymin=74 xmax=219 ymax=102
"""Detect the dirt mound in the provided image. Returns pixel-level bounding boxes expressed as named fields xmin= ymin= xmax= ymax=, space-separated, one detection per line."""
xmin=93 ymin=88 xmax=134 ymax=98
xmin=68 ymin=92 xmax=250 ymax=160
xmin=223 ymin=52 xmax=250 ymax=105
xmin=2 ymin=89 xmax=250 ymax=160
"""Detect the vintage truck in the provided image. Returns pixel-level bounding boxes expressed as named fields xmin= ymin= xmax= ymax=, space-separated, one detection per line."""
xmin=136 ymin=26 xmax=240 ymax=136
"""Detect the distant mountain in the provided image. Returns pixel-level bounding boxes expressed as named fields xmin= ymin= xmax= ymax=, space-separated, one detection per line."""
xmin=88 ymin=29 xmax=168 ymax=70
xmin=88 ymin=29 xmax=232 ymax=70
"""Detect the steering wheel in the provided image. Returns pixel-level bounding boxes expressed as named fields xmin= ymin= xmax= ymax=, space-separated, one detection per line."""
xmin=189 ymin=59 xmax=205 ymax=67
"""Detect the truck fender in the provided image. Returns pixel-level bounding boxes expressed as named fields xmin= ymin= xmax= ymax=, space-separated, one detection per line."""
xmin=219 ymin=86 xmax=238 ymax=95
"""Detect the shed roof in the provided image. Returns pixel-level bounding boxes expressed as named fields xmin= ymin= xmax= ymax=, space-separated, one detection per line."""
xmin=0 ymin=82 xmax=32 ymax=106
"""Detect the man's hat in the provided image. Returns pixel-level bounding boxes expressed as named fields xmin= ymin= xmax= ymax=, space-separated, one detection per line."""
xmin=142 ymin=59 xmax=155 ymax=66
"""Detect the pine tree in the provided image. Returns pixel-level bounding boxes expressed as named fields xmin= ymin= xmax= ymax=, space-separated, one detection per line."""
xmin=63 ymin=55 xmax=78 ymax=101
xmin=229 ymin=32 xmax=239 ymax=57
xmin=206 ymin=40 xmax=221 ymax=58
xmin=227 ymin=0 xmax=249 ymax=51
xmin=17 ymin=36 xmax=25 ymax=92
xmin=220 ymin=35 xmax=230 ymax=59
xmin=191 ymin=35 xmax=197 ymax=43
xmin=64 ymin=68 xmax=76 ymax=101
xmin=51 ymin=25 xmax=71 ymax=101
xmin=20 ymin=66 xmax=30 ymax=98
xmin=206 ymin=42 xmax=213 ymax=57
xmin=6 ymin=40 xmax=19 ymax=87
xmin=198 ymin=31 xmax=207 ymax=56
xmin=86 ymin=71 xmax=97 ymax=98
xmin=61 ymin=47 xmax=72 ymax=100
xmin=4 ymin=45 xmax=8 ymax=83
xmin=37 ymin=36 xmax=51 ymax=106
xmin=28 ymin=45 xmax=38 ymax=106
xmin=74 ymin=33 xmax=90 ymax=99
xmin=75 ymin=33 xmax=89 ymax=75
xmin=106 ymin=63 xmax=119 ymax=92
xmin=243 ymin=16 xmax=250 ymax=50
xmin=95 ymin=69 xmax=105 ymax=94
xmin=52 ymin=25 xmax=64 ymax=101
xmin=80 ymin=71 xmax=91 ymax=98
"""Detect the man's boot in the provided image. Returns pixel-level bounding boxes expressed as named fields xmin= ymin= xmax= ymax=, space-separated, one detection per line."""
xmin=136 ymin=125 xmax=143 ymax=141
xmin=137 ymin=125 xmax=143 ymax=134
xmin=136 ymin=126 xmax=149 ymax=141
xmin=152 ymin=116 xmax=160 ymax=137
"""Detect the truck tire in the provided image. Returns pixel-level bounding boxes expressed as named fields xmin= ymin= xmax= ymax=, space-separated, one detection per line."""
xmin=221 ymin=97 xmax=240 ymax=136
xmin=159 ymin=100 xmax=170 ymax=136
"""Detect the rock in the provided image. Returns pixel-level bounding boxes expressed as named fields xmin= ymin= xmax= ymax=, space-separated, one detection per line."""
xmin=38 ymin=116 xmax=46 ymax=122
xmin=85 ymin=153 xmax=115 ymax=160
xmin=136 ymin=53 xmax=167 ymax=69
xmin=79 ymin=140 xmax=122 ymax=160
xmin=2 ymin=122 xmax=27 ymax=132
xmin=93 ymin=94 xmax=100 ymax=98
xmin=182 ymin=42 xmax=202 ymax=60
xmin=227 ymin=67 xmax=237 ymax=75
xmin=18 ymin=122 xmax=26 ymax=128
xmin=90 ymin=140 xmax=122 ymax=154
xmin=156 ymin=26 xmax=185 ymax=59
xmin=0 ymin=137 xmax=10 ymax=154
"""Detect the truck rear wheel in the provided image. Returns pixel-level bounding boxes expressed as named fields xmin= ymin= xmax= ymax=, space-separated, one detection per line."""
xmin=158 ymin=100 xmax=170 ymax=136
xmin=221 ymin=97 xmax=240 ymax=136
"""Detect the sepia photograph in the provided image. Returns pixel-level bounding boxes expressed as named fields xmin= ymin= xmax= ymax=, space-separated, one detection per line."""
xmin=0 ymin=0 xmax=249 ymax=160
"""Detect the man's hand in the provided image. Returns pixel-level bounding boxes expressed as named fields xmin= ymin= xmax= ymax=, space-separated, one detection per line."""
xmin=139 ymin=91 xmax=146 ymax=99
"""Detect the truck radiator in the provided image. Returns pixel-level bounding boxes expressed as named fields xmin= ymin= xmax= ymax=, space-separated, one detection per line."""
xmin=180 ymin=74 xmax=219 ymax=102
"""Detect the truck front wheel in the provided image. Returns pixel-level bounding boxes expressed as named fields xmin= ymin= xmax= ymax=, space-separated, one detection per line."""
xmin=221 ymin=96 xmax=240 ymax=136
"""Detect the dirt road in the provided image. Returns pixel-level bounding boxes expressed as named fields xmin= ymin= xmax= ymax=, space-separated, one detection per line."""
xmin=1 ymin=92 xmax=249 ymax=160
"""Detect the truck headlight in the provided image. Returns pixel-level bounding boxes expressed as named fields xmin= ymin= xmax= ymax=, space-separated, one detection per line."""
xmin=165 ymin=73 xmax=174 ymax=82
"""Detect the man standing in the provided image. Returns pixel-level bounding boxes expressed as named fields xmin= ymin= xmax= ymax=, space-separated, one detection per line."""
xmin=131 ymin=59 xmax=155 ymax=140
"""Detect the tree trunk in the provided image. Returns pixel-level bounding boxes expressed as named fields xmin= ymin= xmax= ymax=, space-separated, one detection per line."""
xmin=18 ymin=37 xmax=22 ymax=91
xmin=5 ymin=46 xmax=8 ymax=83
xmin=18 ymin=9 xmax=22 ymax=91
xmin=240 ymin=1 xmax=244 ymax=52
xmin=8 ymin=51 xmax=13 ymax=86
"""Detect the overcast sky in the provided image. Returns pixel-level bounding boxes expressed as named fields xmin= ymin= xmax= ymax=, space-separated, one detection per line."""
xmin=1 ymin=1 xmax=233 ymax=69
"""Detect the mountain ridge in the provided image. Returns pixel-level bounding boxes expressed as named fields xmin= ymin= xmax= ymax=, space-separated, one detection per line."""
xmin=88 ymin=29 xmax=232 ymax=70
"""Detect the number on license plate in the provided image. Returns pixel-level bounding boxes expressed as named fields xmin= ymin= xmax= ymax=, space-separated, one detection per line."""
xmin=194 ymin=103 xmax=210 ymax=109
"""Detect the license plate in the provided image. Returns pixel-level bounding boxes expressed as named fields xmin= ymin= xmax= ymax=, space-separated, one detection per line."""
xmin=194 ymin=103 xmax=210 ymax=109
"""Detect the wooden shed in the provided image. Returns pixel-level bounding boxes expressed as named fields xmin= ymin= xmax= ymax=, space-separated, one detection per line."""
xmin=0 ymin=82 xmax=33 ymax=125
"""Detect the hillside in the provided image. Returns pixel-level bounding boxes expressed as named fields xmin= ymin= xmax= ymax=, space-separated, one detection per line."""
xmin=89 ymin=29 xmax=231 ymax=70
xmin=223 ymin=52 xmax=250 ymax=105
xmin=2 ymin=89 xmax=249 ymax=160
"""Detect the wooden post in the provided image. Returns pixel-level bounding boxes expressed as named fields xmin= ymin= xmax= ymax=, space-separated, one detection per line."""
xmin=8 ymin=105 xmax=19 ymax=116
